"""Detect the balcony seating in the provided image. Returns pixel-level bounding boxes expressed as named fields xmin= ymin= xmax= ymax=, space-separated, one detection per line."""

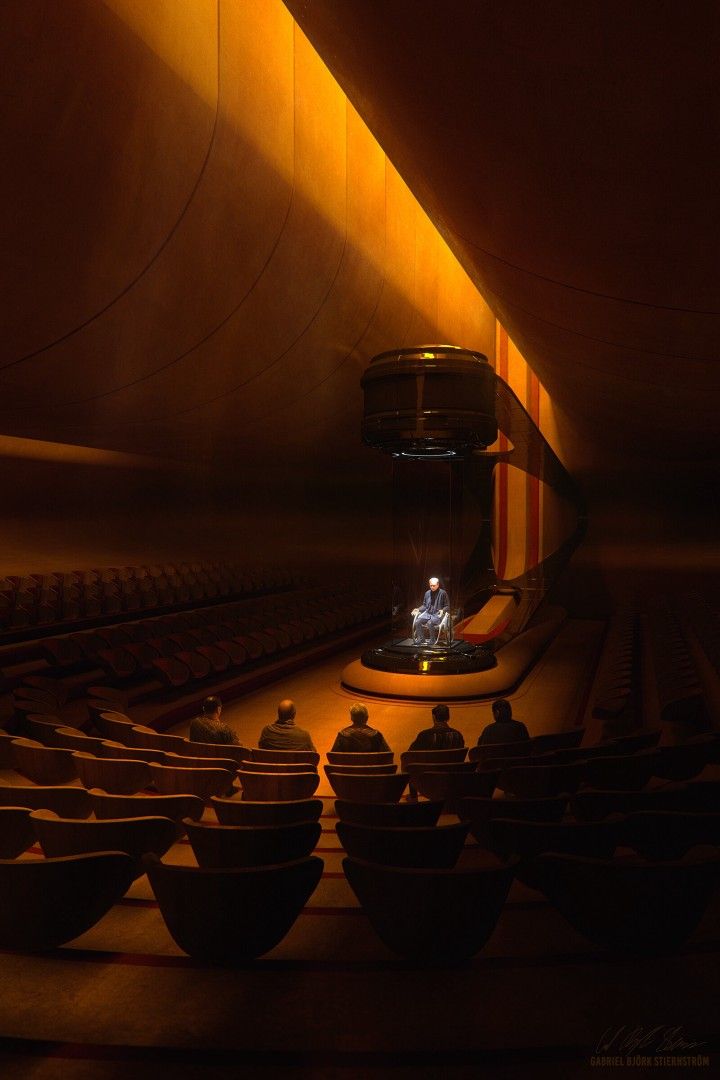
xmin=31 ymin=809 xmax=177 ymax=875
xmin=323 ymin=772 xmax=409 ymax=804
xmin=143 ymin=853 xmax=324 ymax=961
xmin=334 ymin=799 xmax=444 ymax=827
xmin=211 ymin=797 xmax=323 ymax=826
xmin=337 ymin=820 xmax=470 ymax=868
xmin=236 ymin=771 xmax=320 ymax=802
xmin=184 ymin=818 xmax=321 ymax=868
xmin=72 ymin=751 xmax=151 ymax=795
xmin=11 ymin=737 xmax=78 ymax=785
xmin=0 ymin=852 xmax=135 ymax=950
xmin=343 ymin=856 xmax=516 ymax=960
xmin=0 ymin=806 xmax=35 ymax=857
xmin=531 ymin=850 xmax=720 ymax=953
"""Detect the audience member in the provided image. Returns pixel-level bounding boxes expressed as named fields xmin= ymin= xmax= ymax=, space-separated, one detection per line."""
xmin=189 ymin=696 xmax=240 ymax=745
xmin=407 ymin=703 xmax=464 ymax=750
xmin=258 ymin=699 xmax=316 ymax=751
xmin=331 ymin=703 xmax=391 ymax=753
xmin=477 ymin=698 xmax=529 ymax=745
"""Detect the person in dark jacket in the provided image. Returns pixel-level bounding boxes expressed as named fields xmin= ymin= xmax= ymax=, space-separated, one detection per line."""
xmin=331 ymin=703 xmax=391 ymax=753
xmin=258 ymin=699 xmax=316 ymax=751
xmin=477 ymin=698 xmax=529 ymax=745
xmin=407 ymin=703 xmax=464 ymax=750
xmin=189 ymin=696 xmax=240 ymax=745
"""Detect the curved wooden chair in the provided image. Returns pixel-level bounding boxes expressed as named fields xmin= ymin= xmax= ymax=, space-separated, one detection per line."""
xmin=73 ymin=751 xmax=151 ymax=795
xmin=37 ymin=725 xmax=108 ymax=755
xmin=404 ymin=762 xmax=477 ymax=781
xmin=11 ymin=737 xmax=78 ymax=785
xmin=531 ymin=850 xmax=720 ymax=953
xmin=0 ymin=783 xmax=91 ymax=818
xmin=323 ymin=772 xmax=409 ymax=804
xmin=100 ymin=740 xmax=167 ymax=764
xmin=343 ymin=856 xmax=516 ymax=960
xmin=400 ymin=748 xmax=467 ymax=770
xmin=652 ymin=739 xmax=717 ymax=781
xmin=570 ymin=786 xmax=694 ymax=821
xmin=680 ymin=779 xmax=720 ymax=813
xmin=460 ymin=795 xmax=567 ymax=844
xmin=250 ymin=749 xmax=320 ymax=767
xmin=468 ymin=742 xmax=534 ymax=765
xmin=497 ymin=762 xmax=582 ymax=798
xmin=93 ymin=711 xmax=136 ymax=743
xmin=0 ymin=730 xmax=18 ymax=767
xmin=237 ymin=771 xmax=320 ymax=802
xmin=22 ymin=716 xmax=65 ymax=746
xmin=143 ymin=853 xmax=324 ymax=961
xmin=0 ymin=806 xmax=35 ymax=857
xmin=185 ymin=818 xmax=321 ymax=868
xmin=149 ymin=762 xmax=234 ymax=800
xmin=178 ymin=740 xmax=249 ymax=766
xmin=337 ymin=820 xmax=470 ymax=868
xmin=163 ymin=750 xmax=240 ymax=772
xmin=24 ymin=676 xmax=69 ymax=706
xmin=126 ymin=726 xmax=187 ymax=753
xmin=412 ymin=769 xmax=497 ymax=810
xmin=484 ymin=817 xmax=620 ymax=866
xmin=324 ymin=763 xmax=397 ymax=778
xmin=530 ymin=728 xmax=586 ymax=754
xmin=334 ymin=799 xmax=444 ymax=827
xmin=0 ymin=851 xmax=136 ymax=950
xmin=621 ymin=811 xmax=720 ymax=861
xmin=212 ymin=797 xmax=323 ymax=826
xmin=87 ymin=685 xmax=129 ymax=710
xmin=604 ymin=730 xmax=661 ymax=754
xmin=327 ymin=751 xmax=394 ymax=766
xmin=243 ymin=761 xmax=315 ymax=774
xmin=31 ymin=809 xmax=177 ymax=875
xmin=89 ymin=789 xmax=204 ymax=828
xmin=581 ymin=750 xmax=661 ymax=791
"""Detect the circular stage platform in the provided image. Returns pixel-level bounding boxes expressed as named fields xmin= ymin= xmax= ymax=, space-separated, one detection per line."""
xmin=341 ymin=609 xmax=567 ymax=701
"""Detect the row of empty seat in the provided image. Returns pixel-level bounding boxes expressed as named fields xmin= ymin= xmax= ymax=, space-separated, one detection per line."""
xmin=0 ymin=560 xmax=292 ymax=633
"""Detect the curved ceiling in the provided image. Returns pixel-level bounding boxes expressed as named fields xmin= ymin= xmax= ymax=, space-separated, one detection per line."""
xmin=285 ymin=0 xmax=720 ymax=485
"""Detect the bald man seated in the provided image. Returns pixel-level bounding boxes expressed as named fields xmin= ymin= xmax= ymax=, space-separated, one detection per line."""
xmin=258 ymin=699 xmax=316 ymax=751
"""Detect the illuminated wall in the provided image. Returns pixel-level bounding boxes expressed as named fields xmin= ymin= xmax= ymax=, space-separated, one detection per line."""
xmin=0 ymin=0 xmax=574 ymax=585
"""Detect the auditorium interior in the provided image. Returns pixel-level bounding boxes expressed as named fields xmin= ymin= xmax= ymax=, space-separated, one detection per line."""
xmin=1 ymin=1 xmax=719 ymax=1077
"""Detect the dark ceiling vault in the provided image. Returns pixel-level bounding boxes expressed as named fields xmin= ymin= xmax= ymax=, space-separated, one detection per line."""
xmin=285 ymin=0 xmax=720 ymax=484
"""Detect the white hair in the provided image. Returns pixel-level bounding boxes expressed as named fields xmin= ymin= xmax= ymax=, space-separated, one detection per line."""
xmin=429 ymin=577 xmax=439 ymax=585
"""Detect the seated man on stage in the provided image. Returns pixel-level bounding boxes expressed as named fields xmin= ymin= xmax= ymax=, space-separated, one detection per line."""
xmin=413 ymin=576 xmax=449 ymax=645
